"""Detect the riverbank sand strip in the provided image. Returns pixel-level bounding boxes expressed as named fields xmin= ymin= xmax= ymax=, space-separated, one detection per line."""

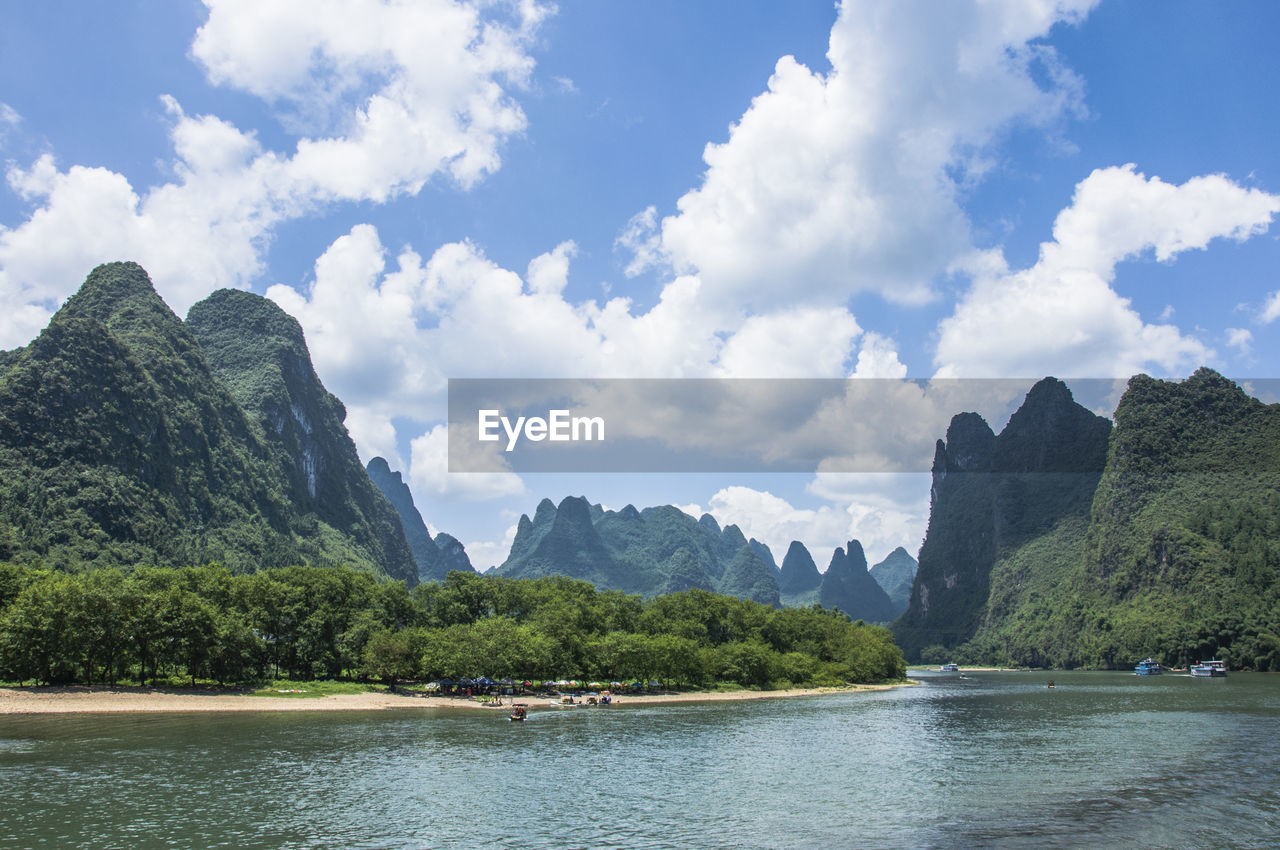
xmin=0 ymin=683 xmax=912 ymax=715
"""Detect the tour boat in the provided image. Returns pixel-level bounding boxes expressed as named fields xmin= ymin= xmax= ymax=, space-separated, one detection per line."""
xmin=939 ymin=663 xmax=959 ymax=672
xmin=1134 ymin=657 xmax=1163 ymax=675
xmin=1190 ymin=659 xmax=1227 ymax=678
xmin=509 ymin=703 xmax=528 ymax=721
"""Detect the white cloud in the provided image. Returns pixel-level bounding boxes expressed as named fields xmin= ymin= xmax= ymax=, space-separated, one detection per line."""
xmin=615 ymin=205 xmax=664 ymax=279
xmin=526 ymin=241 xmax=578 ymax=296
xmin=1226 ymin=327 xmax=1253 ymax=356
xmin=0 ymin=0 xmax=548 ymax=349
xmin=715 ymin=307 xmax=861 ymax=378
xmin=343 ymin=405 xmax=404 ymax=471
xmin=409 ymin=424 xmax=525 ymax=502
xmin=701 ymin=481 xmax=927 ymax=569
xmin=641 ymin=0 xmax=1097 ymax=312
xmin=935 ymin=165 xmax=1280 ymax=378
xmin=851 ymin=332 xmax=908 ymax=379
xmin=191 ymin=0 xmax=545 ymax=190
xmin=465 ymin=521 xmax=520 ymax=572
xmin=0 ymin=102 xmax=19 ymax=141
xmin=272 ymin=224 xmax=897 ymax=439
xmin=1260 ymin=291 xmax=1280 ymax=324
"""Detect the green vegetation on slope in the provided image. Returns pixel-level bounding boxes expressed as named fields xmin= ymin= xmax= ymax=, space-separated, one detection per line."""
xmin=0 ymin=264 xmax=417 ymax=582
xmin=894 ymin=379 xmax=1111 ymax=661
xmin=187 ymin=289 xmax=417 ymax=584
xmin=913 ymin=369 xmax=1280 ymax=671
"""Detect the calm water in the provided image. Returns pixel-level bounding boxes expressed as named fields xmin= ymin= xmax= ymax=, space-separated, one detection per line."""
xmin=1 ymin=671 xmax=1278 ymax=849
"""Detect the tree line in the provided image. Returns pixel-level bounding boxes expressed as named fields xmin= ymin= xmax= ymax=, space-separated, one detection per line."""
xmin=0 ymin=563 xmax=906 ymax=689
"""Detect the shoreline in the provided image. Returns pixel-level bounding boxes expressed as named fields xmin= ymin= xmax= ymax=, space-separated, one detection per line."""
xmin=0 ymin=682 xmax=914 ymax=715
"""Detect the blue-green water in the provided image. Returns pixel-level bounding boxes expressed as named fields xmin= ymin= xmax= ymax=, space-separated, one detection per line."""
xmin=2 ymin=671 xmax=1278 ymax=848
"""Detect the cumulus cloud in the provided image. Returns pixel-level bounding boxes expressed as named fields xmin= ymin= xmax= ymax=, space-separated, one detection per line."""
xmin=191 ymin=0 xmax=545 ymax=191
xmin=0 ymin=102 xmax=20 ymax=141
xmin=935 ymin=165 xmax=1280 ymax=378
xmin=714 ymin=307 xmax=861 ymax=378
xmin=636 ymin=0 xmax=1097 ymax=312
xmin=271 ymin=223 xmax=905 ymax=441
xmin=851 ymin=332 xmax=908 ymax=379
xmin=1260 ymin=291 xmax=1280 ymax=324
xmin=343 ymin=405 xmax=404 ymax=471
xmin=1226 ymin=327 xmax=1253 ymax=357
xmin=0 ymin=0 xmax=548 ymax=349
xmin=465 ymin=521 xmax=521 ymax=573
xmin=409 ymin=424 xmax=525 ymax=502
xmin=693 ymin=482 xmax=927 ymax=568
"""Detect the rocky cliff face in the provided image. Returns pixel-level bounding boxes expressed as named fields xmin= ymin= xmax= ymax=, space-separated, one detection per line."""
xmin=187 ymin=289 xmax=417 ymax=585
xmin=432 ymin=532 xmax=474 ymax=576
xmin=894 ymin=377 xmax=1111 ymax=659
xmin=366 ymin=457 xmax=450 ymax=582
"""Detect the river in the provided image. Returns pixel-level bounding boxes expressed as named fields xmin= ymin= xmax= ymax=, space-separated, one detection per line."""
xmin=2 ymin=670 xmax=1278 ymax=848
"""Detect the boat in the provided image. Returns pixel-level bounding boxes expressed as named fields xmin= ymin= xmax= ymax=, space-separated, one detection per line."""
xmin=939 ymin=663 xmax=959 ymax=672
xmin=548 ymin=694 xmax=579 ymax=708
xmin=1190 ymin=659 xmax=1227 ymax=678
xmin=1134 ymin=657 xmax=1163 ymax=675
xmin=509 ymin=703 xmax=528 ymax=722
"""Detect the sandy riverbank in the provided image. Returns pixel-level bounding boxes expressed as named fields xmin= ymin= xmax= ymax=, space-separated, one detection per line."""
xmin=0 ymin=682 xmax=912 ymax=715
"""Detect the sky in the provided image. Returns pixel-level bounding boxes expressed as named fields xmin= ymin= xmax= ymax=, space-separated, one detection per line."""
xmin=3 ymin=0 xmax=1280 ymax=572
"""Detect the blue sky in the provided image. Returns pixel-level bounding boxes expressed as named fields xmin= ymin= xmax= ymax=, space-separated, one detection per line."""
xmin=3 ymin=1 xmax=1280 ymax=571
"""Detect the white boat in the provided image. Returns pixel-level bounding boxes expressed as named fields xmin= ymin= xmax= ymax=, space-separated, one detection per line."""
xmin=1190 ymin=659 xmax=1227 ymax=678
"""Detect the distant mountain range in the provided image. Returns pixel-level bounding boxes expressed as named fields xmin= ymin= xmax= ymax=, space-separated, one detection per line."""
xmin=491 ymin=495 xmax=911 ymax=621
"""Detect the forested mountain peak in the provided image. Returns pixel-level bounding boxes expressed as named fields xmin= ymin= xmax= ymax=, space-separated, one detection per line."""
xmin=778 ymin=540 xmax=822 ymax=597
xmin=937 ymin=412 xmax=996 ymax=473
xmin=0 ymin=263 xmax=418 ymax=582
xmin=996 ymin=377 xmax=1111 ymax=474
xmin=869 ymin=547 xmax=917 ymax=619
xmin=61 ymin=261 xmax=171 ymax=330
xmin=366 ymin=456 xmax=459 ymax=582
xmin=819 ymin=540 xmax=896 ymax=623
xmin=897 ymin=377 xmax=1111 ymax=659
xmin=188 ymin=288 xmax=417 ymax=584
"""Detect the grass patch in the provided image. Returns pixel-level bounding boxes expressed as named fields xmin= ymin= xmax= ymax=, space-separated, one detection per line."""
xmin=248 ymin=679 xmax=387 ymax=698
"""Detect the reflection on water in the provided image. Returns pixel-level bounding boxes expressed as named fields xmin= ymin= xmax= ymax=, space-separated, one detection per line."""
xmin=1 ymin=672 xmax=1278 ymax=848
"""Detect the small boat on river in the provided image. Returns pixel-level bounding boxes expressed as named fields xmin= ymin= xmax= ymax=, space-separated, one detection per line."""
xmin=509 ymin=703 xmax=528 ymax=721
xmin=1134 ymin=657 xmax=1163 ymax=675
xmin=939 ymin=663 xmax=959 ymax=672
xmin=1190 ymin=659 xmax=1227 ymax=678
